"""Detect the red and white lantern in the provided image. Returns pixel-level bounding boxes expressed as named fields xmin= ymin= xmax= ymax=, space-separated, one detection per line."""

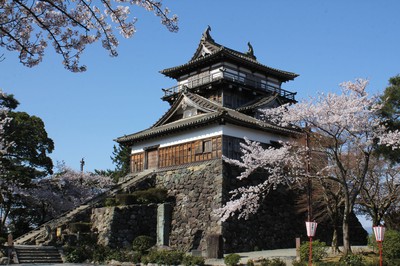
xmin=373 ymin=225 xmax=385 ymax=266
xmin=373 ymin=225 xmax=385 ymax=242
xmin=305 ymin=221 xmax=318 ymax=237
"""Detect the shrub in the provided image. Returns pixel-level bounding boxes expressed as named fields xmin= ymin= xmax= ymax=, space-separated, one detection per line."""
xmin=291 ymin=260 xmax=307 ymax=266
xmin=143 ymin=249 xmax=185 ymax=265
xmin=115 ymin=193 xmax=137 ymax=205
xmin=104 ymin=249 xmax=133 ymax=262
xmin=91 ymin=245 xmax=109 ymax=262
xmin=299 ymin=240 xmax=328 ymax=262
xmin=363 ymin=258 xmax=391 ymax=266
xmin=339 ymin=254 xmax=364 ymax=266
xmin=182 ymin=254 xmax=205 ymax=266
xmin=65 ymin=244 xmax=134 ymax=263
xmin=132 ymin=235 xmax=155 ymax=253
xmin=259 ymin=258 xmax=286 ymax=266
xmin=224 ymin=253 xmax=241 ymax=266
xmin=64 ymin=246 xmax=90 ymax=263
xmin=132 ymin=251 xmax=142 ymax=263
xmin=115 ymin=188 xmax=168 ymax=205
xmin=133 ymin=187 xmax=168 ymax=204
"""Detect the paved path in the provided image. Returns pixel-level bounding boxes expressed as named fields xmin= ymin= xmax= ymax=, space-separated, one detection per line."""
xmin=206 ymin=248 xmax=297 ymax=266
xmin=205 ymin=246 xmax=371 ymax=266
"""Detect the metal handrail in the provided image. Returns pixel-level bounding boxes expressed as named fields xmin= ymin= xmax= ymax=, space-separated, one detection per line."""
xmin=162 ymin=72 xmax=296 ymax=100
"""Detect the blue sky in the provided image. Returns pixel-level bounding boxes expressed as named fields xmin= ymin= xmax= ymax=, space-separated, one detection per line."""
xmin=2 ymin=0 xmax=400 ymax=177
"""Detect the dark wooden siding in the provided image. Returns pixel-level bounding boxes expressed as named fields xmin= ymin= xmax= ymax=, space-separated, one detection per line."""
xmin=131 ymin=153 xmax=144 ymax=173
xmin=159 ymin=136 xmax=222 ymax=168
xmin=130 ymin=136 xmax=223 ymax=173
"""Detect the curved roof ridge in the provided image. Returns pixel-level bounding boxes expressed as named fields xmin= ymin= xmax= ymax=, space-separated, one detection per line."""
xmin=184 ymin=91 xmax=222 ymax=111
xmin=236 ymin=94 xmax=279 ymax=112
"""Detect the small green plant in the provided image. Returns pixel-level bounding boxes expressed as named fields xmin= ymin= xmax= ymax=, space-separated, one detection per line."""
xmin=363 ymin=258 xmax=390 ymax=266
xmin=143 ymin=249 xmax=185 ymax=265
xmin=132 ymin=235 xmax=155 ymax=253
xmin=182 ymin=254 xmax=205 ymax=266
xmin=299 ymin=240 xmax=328 ymax=262
xmin=65 ymin=246 xmax=89 ymax=263
xmin=259 ymin=258 xmax=286 ymax=266
xmin=115 ymin=193 xmax=137 ymax=205
xmin=133 ymin=187 xmax=168 ymax=204
xmin=115 ymin=188 xmax=169 ymax=205
xmin=224 ymin=253 xmax=241 ymax=266
xmin=291 ymin=260 xmax=306 ymax=266
xmin=132 ymin=251 xmax=142 ymax=263
xmin=339 ymin=253 xmax=364 ymax=266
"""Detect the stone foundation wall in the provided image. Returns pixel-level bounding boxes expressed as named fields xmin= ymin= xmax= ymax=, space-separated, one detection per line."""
xmin=155 ymin=160 xmax=223 ymax=254
xmin=91 ymin=204 xmax=157 ymax=248
xmin=90 ymin=159 xmax=367 ymax=254
xmin=221 ymin=163 xmax=368 ymax=253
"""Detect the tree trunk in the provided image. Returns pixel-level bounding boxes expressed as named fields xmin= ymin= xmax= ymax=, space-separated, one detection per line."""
xmin=342 ymin=207 xmax=352 ymax=255
xmin=331 ymin=226 xmax=340 ymax=254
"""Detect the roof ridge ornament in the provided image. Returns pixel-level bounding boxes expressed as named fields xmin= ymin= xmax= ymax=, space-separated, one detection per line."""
xmin=246 ymin=42 xmax=257 ymax=60
xmin=202 ymin=25 xmax=214 ymax=43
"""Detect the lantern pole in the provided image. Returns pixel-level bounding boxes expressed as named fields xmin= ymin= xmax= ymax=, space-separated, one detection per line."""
xmin=304 ymin=125 xmax=317 ymax=266
xmin=373 ymin=225 xmax=385 ymax=266
xmin=305 ymin=125 xmax=312 ymax=222
xmin=309 ymin=235 xmax=312 ymax=266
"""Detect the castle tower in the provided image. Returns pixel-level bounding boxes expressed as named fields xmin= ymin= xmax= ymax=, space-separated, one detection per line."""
xmin=117 ymin=26 xmax=299 ymax=173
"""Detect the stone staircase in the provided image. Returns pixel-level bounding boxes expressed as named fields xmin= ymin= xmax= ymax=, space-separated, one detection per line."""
xmin=14 ymin=245 xmax=63 ymax=264
xmin=14 ymin=170 xmax=154 ymax=245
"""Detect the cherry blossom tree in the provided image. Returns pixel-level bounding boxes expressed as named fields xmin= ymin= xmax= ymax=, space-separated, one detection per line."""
xmin=216 ymin=79 xmax=400 ymax=255
xmin=0 ymin=0 xmax=178 ymax=72
xmin=10 ymin=163 xmax=113 ymax=231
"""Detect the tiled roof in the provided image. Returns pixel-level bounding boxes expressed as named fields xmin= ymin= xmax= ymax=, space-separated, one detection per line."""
xmin=115 ymin=92 xmax=300 ymax=144
xmin=160 ymin=30 xmax=298 ymax=81
xmin=161 ymin=47 xmax=298 ymax=81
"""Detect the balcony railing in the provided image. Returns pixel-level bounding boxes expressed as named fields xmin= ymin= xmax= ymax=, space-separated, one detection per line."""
xmin=162 ymin=71 xmax=296 ymax=101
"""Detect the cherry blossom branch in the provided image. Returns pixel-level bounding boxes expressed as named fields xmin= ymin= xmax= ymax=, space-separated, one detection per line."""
xmin=40 ymin=0 xmax=89 ymax=31
xmin=0 ymin=0 xmax=178 ymax=71
xmin=13 ymin=0 xmax=70 ymax=65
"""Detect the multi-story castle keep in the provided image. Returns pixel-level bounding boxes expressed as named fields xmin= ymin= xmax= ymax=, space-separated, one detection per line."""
xmin=115 ymin=27 xmax=308 ymax=254
xmin=117 ymin=26 xmax=299 ymax=173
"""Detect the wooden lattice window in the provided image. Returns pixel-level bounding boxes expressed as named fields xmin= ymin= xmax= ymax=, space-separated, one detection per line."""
xmin=131 ymin=153 xmax=144 ymax=173
xmin=203 ymin=140 xmax=212 ymax=153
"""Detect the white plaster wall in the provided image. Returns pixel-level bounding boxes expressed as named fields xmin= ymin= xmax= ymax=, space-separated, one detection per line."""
xmin=130 ymin=124 xmax=292 ymax=154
